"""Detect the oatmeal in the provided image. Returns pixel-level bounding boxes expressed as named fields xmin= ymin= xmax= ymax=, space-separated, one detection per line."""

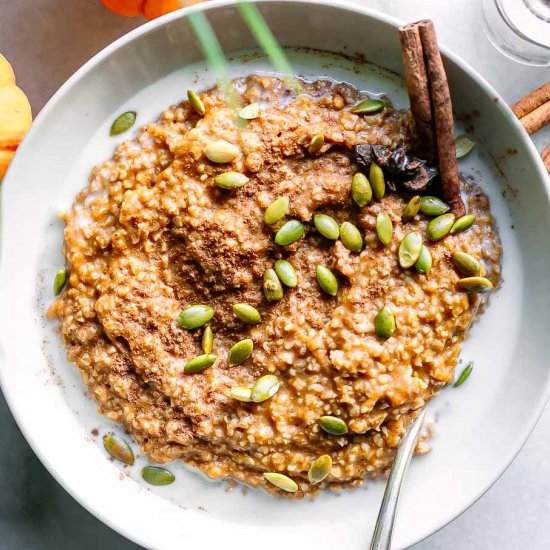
xmin=49 ymin=76 xmax=501 ymax=497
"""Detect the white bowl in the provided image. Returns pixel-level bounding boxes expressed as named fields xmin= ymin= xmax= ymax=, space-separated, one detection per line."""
xmin=1 ymin=1 xmax=550 ymax=549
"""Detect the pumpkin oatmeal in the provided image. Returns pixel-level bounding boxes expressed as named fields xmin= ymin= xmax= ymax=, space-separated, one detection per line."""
xmin=49 ymin=75 xmax=501 ymax=497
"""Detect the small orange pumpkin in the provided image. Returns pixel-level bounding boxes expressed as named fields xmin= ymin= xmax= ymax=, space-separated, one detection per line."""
xmin=0 ymin=54 xmax=32 ymax=180
xmin=100 ymin=0 xmax=185 ymax=19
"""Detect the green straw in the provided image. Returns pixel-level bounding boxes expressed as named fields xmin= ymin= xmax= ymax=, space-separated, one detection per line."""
xmin=237 ymin=2 xmax=301 ymax=93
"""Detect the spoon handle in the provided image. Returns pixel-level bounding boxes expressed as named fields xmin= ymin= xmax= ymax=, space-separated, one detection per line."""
xmin=369 ymin=408 xmax=428 ymax=550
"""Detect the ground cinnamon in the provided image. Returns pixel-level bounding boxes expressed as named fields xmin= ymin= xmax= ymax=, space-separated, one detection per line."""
xmin=399 ymin=20 xmax=465 ymax=217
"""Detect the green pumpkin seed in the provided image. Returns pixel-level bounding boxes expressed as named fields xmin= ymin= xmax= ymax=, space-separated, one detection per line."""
xmin=351 ymin=98 xmax=385 ymax=114
xmin=264 ymin=197 xmax=289 ymax=224
xmin=251 ymin=374 xmax=280 ymax=402
xmin=263 ymin=268 xmax=284 ymax=302
xmin=184 ymin=354 xmax=217 ymax=373
xmin=103 ymin=434 xmax=134 ymax=465
xmin=369 ymin=162 xmax=385 ymax=200
xmin=187 ymin=90 xmax=206 ymax=116
xmin=308 ymin=133 xmax=324 ymax=154
xmin=308 ymin=455 xmax=332 ymax=483
xmin=264 ymin=472 xmax=298 ymax=493
xmin=316 ymin=265 xmax=338 ymax=296
xmin=141 ymin=466 xmax=175 ymax=486
xmin=376 ymin=212 xmax=393 ymax=245
xmin=427 ymin=213 xmax=455 ymax=241
xmin=274 ymin=260 xmax=298 ymax=288
xmin=450 ymin=214 xmax=476 ymax=234
xmin=201 ymin=326 xmax=213 ymax=354
xmin=375 ymin=306 xmax=395 ymax=339
xmin=314 ymin=214 xmax=340 ymax=240
xmin=319 ymin=415 xmax=348 ymax=435
xmin=214 ymin=171 xmax=249 ymax=189
xmin=233 ymin=303 xmax=261 ymax=324
xmin=398 ymin=232 xmax=423 ymax=268
xmin=275 ymin=219 xmax=305 ymax=246
xmin=402 ymin=196 xmax=421 ymax=222
xmin=455 ymin=135 xmax=475 ymax=159
xmin=340 ymin=221 xmax=363 ymax=252
xmin=110 ymin=111 xmax=136 ymax=136
xmin=419 ymin=196 xmax=450 ymax=216
xmin=351 ymin=172 xmax=372 ymax=207
xmin=414 ymin=245 xmax=432 ymax=275
xmin=454 ymin=361 xmax=474 ymax=387
xmin=457 ymin=276 xmax=494 ymax=293
xmin=54 ymin=267 xmax=68 ymax=296
xmin=452 ymin=251 xmax=481 ymax=277
xmin=239 ymin=102 xmax=260 ymax=120
xmin=228 ymin=338 xmax=254 ymax=365
xmin=203 ymin=140 xmax=240 ymax=163
xmin=230 ymin=386 xmax=253 ymax=402
xmin=178 ymin=304 xmax=214 ymax=329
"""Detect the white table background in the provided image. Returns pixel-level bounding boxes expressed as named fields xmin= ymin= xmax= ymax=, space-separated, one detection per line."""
xmin=1 ymin=0 xmax=549 ymax=548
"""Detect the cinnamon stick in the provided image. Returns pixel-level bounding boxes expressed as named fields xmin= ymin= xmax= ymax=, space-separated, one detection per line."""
xmin=542 ymin=144 xmax=550 ymax=172
xmin=519 ymin=100 xmax=550 ymax=135
xmin=399 ymin=24 xmax=436 ymax=163
xmin=404 ymin=20 xmax=465 ymax=217
xmin=512 ymin=80 xmax=550 ymax=119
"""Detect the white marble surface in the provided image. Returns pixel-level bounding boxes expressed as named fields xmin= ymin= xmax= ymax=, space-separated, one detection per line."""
xmin=0 ymin=0 xmax=549 ymax=548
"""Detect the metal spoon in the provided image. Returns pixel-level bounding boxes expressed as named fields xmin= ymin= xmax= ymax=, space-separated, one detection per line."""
xmin=369 ymin=408 xmax=428 ymax=550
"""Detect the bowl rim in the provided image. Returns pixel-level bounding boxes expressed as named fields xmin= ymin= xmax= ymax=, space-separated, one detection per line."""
xmin=2 ymin=1 xmax=550 ymax=549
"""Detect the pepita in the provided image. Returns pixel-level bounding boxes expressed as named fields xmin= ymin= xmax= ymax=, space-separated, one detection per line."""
xmin=450 ymin=214 xmax=476 ymax=234
xmin=427 ymin=213 xmax=455 ymax=241
xmin=263 ymin=268 xmax=284 ymax=302
xmin=375 ymin=306 xmax=395 ymax=339
xmin=201 ymin=325 xmax=213 ymax=354
xmin=316 ymin=265 xmax=338 ymax=296
xmin=369 ymin=162 xmax=385 ymax=200
xmin=184 ymin=354 xmax=217 ymax=373
xmin=455 ymin=135 xmax=475 ymax=159
xmin=419 ymin=196 xmax=450 ymax=216
xmin=214 ymin=171 xmax=249 ymax=189
xmin=340 ymin=221 xmax=363 ymax=252
xmin=264 ymin=472 xmax=298 ymax=493
xmin=414 ymin=245 xmax=432 ymax=275
xmin=308 ymin=455 xmax=332 ymax=483
xmin=229 ymin=386 xmax=253 ymax=402
xmin=178 ymin=304 xmax=214 ymax=329
xmin=233 ymin=303 xmax=261 ymax=324
xmin=187 ymin=90 xmax=206 ymax=116
xmin=351 ymin=172 xmax=372 ymax=207
xmin=54 ymin=267 xmax=68 ymax=296
xmin=228 ymin=338 xmax=254 ymax=365
xmin=398 ymin=232 xmax=423 ymax=268
xmin=314 ymin=214 xmax=340 ymax=240
xmin=110 ymin=111 xmax=136 ymax=136
xmin=103 ymin=434 xmax=134 ymax=465
xmin=141 ymin=466 xmax=175 ymax=486
xmin=274 ymin=219 xmax=305 ymax=246
xmin=251 ymin=374 xmax=280 ymax=402
xmin=203 ymin=140 xmax=240 ymax=163
xmin=264 ymin=196 xmax=289 ymax=225
xmin=274 ymin=260 xmax=298 ymax=287
xmin=351 ymin=98 xmax=385 ymax=114
xmin=454 ymin=361 xmax=474 ymax=387
xmin=376 ymin=212 xmax=393 ymax=245
xmin=319 ymin=415 xmax=348 ymax=435
xmin=239 ymin=102 xmax=260 ymax=120
xmin=402 ymin=196 xmax=421 ymax=222
xmin=308 ymin=133 xmax=325 ymax=154
xmin=452 ymin=251 xmax=481 ymax=276
xmin=457 ymin=276 xmax=494 ymax=293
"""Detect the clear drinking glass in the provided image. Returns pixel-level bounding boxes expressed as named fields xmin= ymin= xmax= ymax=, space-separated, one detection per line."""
xmin=482 ymin=0 xmax=550 ymax=66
